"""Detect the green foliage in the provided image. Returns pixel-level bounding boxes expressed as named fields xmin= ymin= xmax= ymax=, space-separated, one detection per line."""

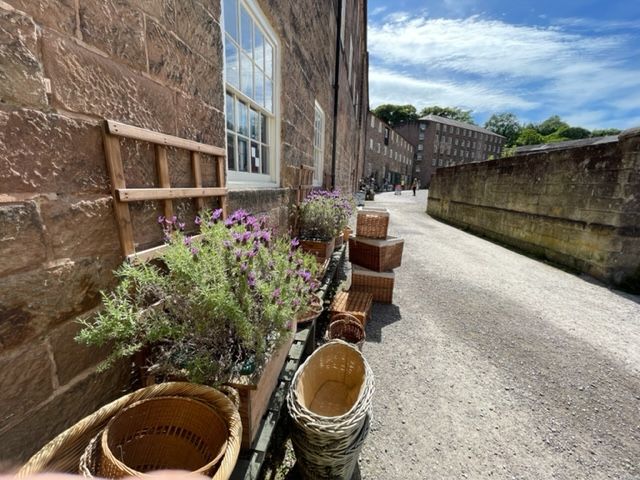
xmin=419 ymin=106 xmax=475 ymax=124
xmin=556 ymin=126 xmax=591 ymax=140
xmin=535 ymin=115 xmax=569 ymax=136
xmin=298 ymin=190 xmax=354 ymax=241
xmin=515 ymin=128 xmax=545 ymax=146
xmin=77 ymin=209 xmax=319 ymax=386
xmin=591 ymin=128 xmax=621 ymax=137
xmin=372 ymin=104 xmax=418 ymax=126
xmin=484 ymin=112 xmax=521 ymax=147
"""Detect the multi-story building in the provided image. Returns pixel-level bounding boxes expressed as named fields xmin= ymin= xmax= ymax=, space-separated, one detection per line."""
xmin=364 ymin=112 xmax=415 ymax=189
xmin=0 ymin=0 xmax=368 ymax=464
xmin=396 ymin=115 xmax=505 ymax=188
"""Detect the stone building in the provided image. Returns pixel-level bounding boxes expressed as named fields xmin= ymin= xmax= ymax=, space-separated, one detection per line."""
xmin=364 ymin=112 xmax=415 ymax=189
xmin=0 ymin=0 xmax=368 ymax=465
xmin=395 ymin=115 xmax=505 ymax=188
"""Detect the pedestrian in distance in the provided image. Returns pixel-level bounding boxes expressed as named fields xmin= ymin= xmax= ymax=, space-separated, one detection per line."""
xmin=411 ymin=177 xmax=418 ymax=196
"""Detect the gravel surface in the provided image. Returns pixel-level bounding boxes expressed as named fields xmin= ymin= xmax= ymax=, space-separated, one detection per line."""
xmin=358 ymin=190 xmax=640 ymax=480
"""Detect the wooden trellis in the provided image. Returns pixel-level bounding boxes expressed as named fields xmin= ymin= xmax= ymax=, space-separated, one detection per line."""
xmin=103 ymin=120 xmax=228 ymax=262
xmin=287 ymin=164 xmax=315 ymax=205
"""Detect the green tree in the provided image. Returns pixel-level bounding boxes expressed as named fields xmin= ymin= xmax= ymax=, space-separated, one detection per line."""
xmin=535 ymin=115 xmax=569 ymax=136
xmin=419 ymin=106 xmax=475 ymax=124
xmin=515 ymin=128 xmax=545 ymax=146
xmin=556 ymin=126 xmax=591 ymax=140
xmin=372 ymin=104 xmax=419 ymax=126
xmin=484 ymin=112 xmax=521 ymax=147
xmin=591 ymin=128 xmax=621 ymax=137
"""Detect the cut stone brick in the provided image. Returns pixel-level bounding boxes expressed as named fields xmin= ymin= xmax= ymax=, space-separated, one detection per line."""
xmin=4 ymin=0 xmax=75 ymax=36
xmin=0 ymin=201 xmax=46 ymax=277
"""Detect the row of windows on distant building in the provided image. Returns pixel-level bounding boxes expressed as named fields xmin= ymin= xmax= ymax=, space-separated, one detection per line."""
xmin=369 ymin=116 xmax=412 ymax=151
xmin=368 ymin=139 xmax=412 ymax=165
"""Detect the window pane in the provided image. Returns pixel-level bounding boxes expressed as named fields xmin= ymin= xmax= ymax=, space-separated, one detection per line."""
xmin=240 ymin=52 xmax=253 ymax=97
xmin=265 ymin=78 xmax=272 ymax=112
xmin=240 ymin=6 xmax=252 ymax=53
xmin=237 ymin=100 xmax=248 ymax=136
xmin=265 ymin=41 xmax=273 ymax=78
xmin=254 ymin=27 xmax=264 ymax=70
xmin=261 ymin=114 xmax=267 ymax=143
xmin=226 ymin=93 xmax=235 ymax=131
xmin=250 ymin=108 xmax=259 ymax=140
xmin=238 ymin=137 xmax=248 ymax=172
xmin=223 ymin=0 xmax=237 ymax=40
xmin=225 ymin=40 xmax=239 ymax=88
xmin=227 ymin=133 xmax=236 ymax=170
xmin=254 ymin=69 xmax=264 ymax=106
xmin=261 ymin=145 xmax=269 ymax=174
xmin=251 ymin=141 xmax=260 ymax=173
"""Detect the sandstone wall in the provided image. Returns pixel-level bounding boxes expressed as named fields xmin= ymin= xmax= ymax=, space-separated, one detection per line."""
xmin=427 ymin=130 xmax=640 ymax=292
xmin=0 ymin=0 xmax=367 ymax=466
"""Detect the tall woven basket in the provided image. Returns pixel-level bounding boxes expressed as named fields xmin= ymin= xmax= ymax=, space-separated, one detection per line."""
xmin=327 ymin=313 xmax=366 ymax=351
xmin=19 ymin=383 xmax=242 ymax=480
xmin=287 ymin=341 xmax=374 ymax=479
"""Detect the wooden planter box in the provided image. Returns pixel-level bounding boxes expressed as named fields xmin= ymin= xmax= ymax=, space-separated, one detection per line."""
xmin=329 ymin=290 xmax=373 ymax=327
xmin=351 ymin=265 xmax=395 ymax=304
xmin=356 ymin=208 xmax=389 ymax=239
xmin=300 ymin=238 xmax=335 ymax=263
xmin=226 ymin=330 xmax=295 ymax=449
xmin=348 ymin=235 xmax=404 ymax=272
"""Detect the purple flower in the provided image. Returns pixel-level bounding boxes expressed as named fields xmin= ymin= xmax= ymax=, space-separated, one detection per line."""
xmin=178 ymin=222 xmax=186 ymax=231
xmin=292 ymin=298 xmax=301 ymax=307
xmin=195 ymin=215 xmax=202 ymax=225
xmin=224 ymin=218 xmax=234 ymax=228
xmin=232 ymin=232 xmax=243 ymax=243
xmin=272 ymin=288 xmax=281 ymax=299
xmin=234 ymin=249 xmax=243 ymax=261
xmin=157 ymin=215 xmax=165 ymax=224
xmin=223 ymin=240 xmax=232 ymax=249
xmin=247 ymin=271 xmax=257 ymax=287
xmin=211 ymin=209 xmax=223 ymax=222
xmin=261 ymin=231 xmax=271 ymax=244
xmin=183 ymin=235 xmax=192 ymax=246
xmin=291 ymin=238 xmax=300 ymax=249
xmin=241 ymin=231 xmax=252 ymax=244
xmin=240 ymin=262 xmax=248 ymax=272
xmin=298 ymin=270 xmax=312 ymax=282
xmin=190 ymin=247 xmax=199 ymax=255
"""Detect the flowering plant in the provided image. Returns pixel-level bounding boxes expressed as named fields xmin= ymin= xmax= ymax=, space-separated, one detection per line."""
xmin=77 ymin=209 xmax=319 ymax=385
xmin=298 ymin=190 xmax=355 ymax=241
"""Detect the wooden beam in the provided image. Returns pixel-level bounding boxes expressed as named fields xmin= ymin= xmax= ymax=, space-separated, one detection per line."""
xmin=102 ymin=131 xmax=135 ymax=258
xmin=191 ymin=151 xmax=204 ymax=212
xmin=106 ymin=120 xmax=225 ymax=156
xmin=117 ymin=187 xmax=228 ymax=202
xmin=127 ymin=234 xmax=205 ymax=263
xmin=155 ymin=145 xmax=173 ymax=220
xmin=215 ymin=156 xmax=229 ymax=219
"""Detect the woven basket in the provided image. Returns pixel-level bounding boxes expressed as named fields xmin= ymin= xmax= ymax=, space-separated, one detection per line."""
xmin=300 ymin=238 xmax=335 ymax=263
xmin=329 ymin=290 xmax=373 ymax=326
xmin=19 ymin=383 xmax=242 ymax=480
xmin=327 ymin=314 xmax=366 ymax=351
xmin=98 ymin=396 xmax=228 ymax=478
xmin=356 ymin=208 xmax=389 ymax=239
xmin=287 ymin=341 xmax=374 ymax=479
xmin=348 ymin=235 xmax=404 ymax=272
xmin=351 ymin=265 xmax=394 ymax=303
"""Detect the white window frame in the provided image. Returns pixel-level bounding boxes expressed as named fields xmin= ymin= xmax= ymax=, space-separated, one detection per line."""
xmin=223 ymin=0 xmax=280 ymax=188
xmin=312 ymin=101 xmax=325 ymax=187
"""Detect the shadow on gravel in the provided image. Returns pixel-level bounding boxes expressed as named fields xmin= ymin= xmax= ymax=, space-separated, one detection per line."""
xmin=365 ymin=303 xmax=402 ymax=343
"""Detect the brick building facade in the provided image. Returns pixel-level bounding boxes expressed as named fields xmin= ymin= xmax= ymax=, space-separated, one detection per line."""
xmin=364 ymin=112 xmax=415 ymax=189
xmin=396 ymin=115 xmax=505 ymax=188
xmin=0 ymin=0 xmax=368 ymax=465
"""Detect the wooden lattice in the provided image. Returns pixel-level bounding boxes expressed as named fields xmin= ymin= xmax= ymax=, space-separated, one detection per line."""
xmin=287 ymin=164 xmax=315 ymax=205
xmin=103 ymin=120 xmax=228 ymax=262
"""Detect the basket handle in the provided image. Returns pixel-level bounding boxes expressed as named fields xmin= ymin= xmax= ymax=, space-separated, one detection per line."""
xmin=329 ymin=312 xmax=361 ymax=324
xmin=219 ymin=385 xmax=241 ymax=409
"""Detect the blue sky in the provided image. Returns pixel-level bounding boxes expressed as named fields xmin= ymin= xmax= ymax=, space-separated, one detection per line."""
xmin=367 ymin=0 xmax=640 ymax=130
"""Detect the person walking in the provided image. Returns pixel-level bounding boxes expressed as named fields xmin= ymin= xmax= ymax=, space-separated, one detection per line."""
xmin=411 ymin=178 xmax=418 ymax=196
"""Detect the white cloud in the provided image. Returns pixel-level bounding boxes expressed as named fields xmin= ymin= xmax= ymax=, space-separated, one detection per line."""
xmin=370 ymin=6 xmax=388 ymax=16
xmin=367 ymin=13 xmax=640 ymax=128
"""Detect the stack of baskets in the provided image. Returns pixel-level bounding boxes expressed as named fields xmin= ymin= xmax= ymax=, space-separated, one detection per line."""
xmin=19 ymin=383 xmax=242 ymax=480
xmin=287 ymin=341 xmax=374 ymax=479
xmin=348 ymin=208 xmax=404 ymax=304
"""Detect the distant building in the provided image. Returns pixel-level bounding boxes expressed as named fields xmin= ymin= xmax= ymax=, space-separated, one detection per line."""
xmin=395 ymin=115 xmax=505 ymax=188
xmin=364 ymin=112 xmax=415 ymax=189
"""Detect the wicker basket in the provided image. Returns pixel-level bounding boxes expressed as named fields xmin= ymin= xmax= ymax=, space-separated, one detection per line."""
xmin=334 ymin=234 xmax=344 ymax=249
xmin=329 ymin=290 xmax=373 ymax=326
xmin=97 ymin=396 xmax=228 ymax=478
xmin=287 ymin=341 xmax=374 ymax=479
xmin=327 ymin=313 xmax=366 ymax=351
xmin=348 ymin=235 xmax=404 ymax=272
xmin=356 ymin=208 xmax=389 ymax=239
xmin=342 ymin=226 xmax=353 ymax=242
xmin=351 ymin=265 xmax=394 ymax=303
xmin=19 ymin=383 xmax=242 ymax=480
xmin=296 ymin=292 xmax=323 ymax=325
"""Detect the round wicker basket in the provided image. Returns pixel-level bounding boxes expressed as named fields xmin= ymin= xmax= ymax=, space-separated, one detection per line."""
xmin=98 ymin=396 xmax=228 ymax=478
xmin=19 ymin=382 xmax=242 ymax=480
xmin=296 ymin=292 xmax=323 ymax=325
xmin=326 ymin=314 xmax=365 ymax=351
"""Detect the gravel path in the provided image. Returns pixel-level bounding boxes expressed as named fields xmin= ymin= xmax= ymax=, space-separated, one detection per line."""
xmin=358 ymin=190 xmax=640 ymax=480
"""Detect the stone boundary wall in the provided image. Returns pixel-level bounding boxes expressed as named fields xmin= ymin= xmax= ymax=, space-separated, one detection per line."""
xmin=427 ymin=129 xmax=640 ymax=292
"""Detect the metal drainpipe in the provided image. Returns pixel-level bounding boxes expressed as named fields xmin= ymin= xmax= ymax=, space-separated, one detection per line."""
xmin=330 ymin=0 xmax=342 ymax=190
